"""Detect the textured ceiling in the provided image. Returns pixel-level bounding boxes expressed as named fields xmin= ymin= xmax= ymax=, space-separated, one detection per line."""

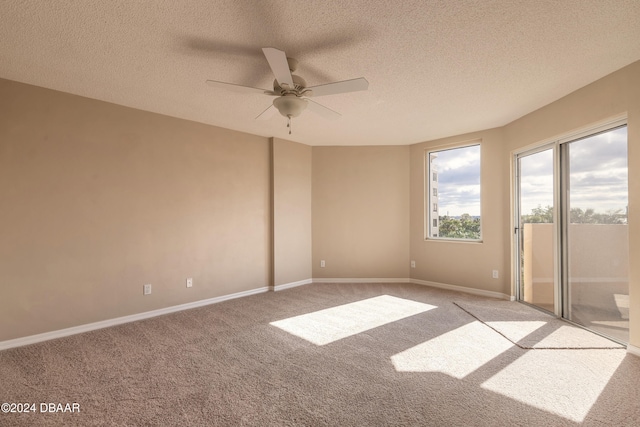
xmin=1 ymin=1 xmax=639 ymax=146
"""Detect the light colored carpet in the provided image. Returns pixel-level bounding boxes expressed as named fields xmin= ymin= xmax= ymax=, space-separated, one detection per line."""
xmin=1 ymin=283 xmax=639 ymax=426
xmin=454 ymin=300 xmax=625 ymax=349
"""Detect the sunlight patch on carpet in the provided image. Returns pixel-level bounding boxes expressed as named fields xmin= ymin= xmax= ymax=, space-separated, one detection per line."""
xmin=481 ymin=349 xmax=626 ymax=422
xmin=533 ymin=325 xmax=615 ymax=348
xmin=454 ymin=301 xmax=624 ymax=349
xmin=270 ymin=295 xmax=436 ymax=345
xmin=390 ymin=321 xmax=513 ymax=378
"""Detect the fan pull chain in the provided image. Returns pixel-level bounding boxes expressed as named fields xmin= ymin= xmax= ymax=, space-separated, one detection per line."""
xmin=287 ymin=115 xmax=292 ymax=134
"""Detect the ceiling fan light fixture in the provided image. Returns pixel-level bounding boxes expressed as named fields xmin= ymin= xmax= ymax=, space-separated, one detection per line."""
xmin=206 ymin=47 xmax=368 ymax=134
xmin=273 ymin=95 xmax=308 ymax=118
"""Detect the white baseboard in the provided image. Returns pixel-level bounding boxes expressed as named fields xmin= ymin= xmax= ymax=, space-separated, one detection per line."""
xmin=627 ymin=344 xmax=640 ymax=358
xmin=274 ymin=279 xmax=313 ymax=291
xmin=411 ymin=278 xmax=512 ymax=301
xmin=310 ymin=277 xmax=511 ymax=300
xmin=312 ymin=278 xmax=411 ymax=284
xmin=0 ymin=286 xmax=269 ymax=351
xmin=0 ymin=280 xmax=515 ymax=351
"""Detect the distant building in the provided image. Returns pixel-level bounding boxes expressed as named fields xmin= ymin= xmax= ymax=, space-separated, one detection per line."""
xmin=429 ymin=153 xmax=439 ymax=237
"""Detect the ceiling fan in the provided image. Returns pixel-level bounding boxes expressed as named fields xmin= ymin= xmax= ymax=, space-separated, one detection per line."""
xmin=206 ymin=47 xmax=368 ymax=134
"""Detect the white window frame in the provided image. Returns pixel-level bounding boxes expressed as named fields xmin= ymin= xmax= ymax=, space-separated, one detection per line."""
xmin=425 ymin=142 xmax=482 ymax=242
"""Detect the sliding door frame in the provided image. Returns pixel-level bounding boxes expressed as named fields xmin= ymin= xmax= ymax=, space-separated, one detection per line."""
xmin=514 ymin=144 xmax=562 ymax=316
xmin=513 ymin=116 xmax=628 ymax=322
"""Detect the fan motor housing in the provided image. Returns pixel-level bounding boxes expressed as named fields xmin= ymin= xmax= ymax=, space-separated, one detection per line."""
xmin=274 ymin=74 xmax=307 ymax=94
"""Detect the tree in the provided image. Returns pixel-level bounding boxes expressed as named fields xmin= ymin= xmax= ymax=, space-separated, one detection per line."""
xmin=570 ymin=207 xmax=626 ymax=224
xmin=521 ymin=205 xmax=626 ymax=224
xmin=438 ymin=214 xmax=481 ymax=239
xmin=521 ymin=205 xmax=553 ymax=223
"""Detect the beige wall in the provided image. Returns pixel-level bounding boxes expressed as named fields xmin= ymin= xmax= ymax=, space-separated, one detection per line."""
xmin=503 ymin=60 xmax=640 ymax=347
xmin=312 ymin=146 xmax=410 ymax=278
xmin=408 ymin=61 xmax=639 ymax=347
xmin=2 ymin=59 xmax=639 ymax=349
xmin=409 ymin=128 xmax=509 ymax=294
xmin=272 ymin=138 xmax=312 ymax=287
xmin=0 ymin=79 xmax=271 ymax=341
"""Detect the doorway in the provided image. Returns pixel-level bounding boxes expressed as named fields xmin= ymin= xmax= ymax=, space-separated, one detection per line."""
xmin=515 ymin=122 xmax=629 ymax=343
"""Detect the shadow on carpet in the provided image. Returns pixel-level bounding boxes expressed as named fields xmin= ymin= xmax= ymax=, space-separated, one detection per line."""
xmin=453 ymin=300 xmax=624 ymax=349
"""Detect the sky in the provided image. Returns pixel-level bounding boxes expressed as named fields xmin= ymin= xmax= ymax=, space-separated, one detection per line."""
xmin=431 ymin=126 xmax=628 ymax=218
xmin=519 ymin=126 xmax=628 ymax=216
xmin=431 ymin=144 xmax=481 ymax=217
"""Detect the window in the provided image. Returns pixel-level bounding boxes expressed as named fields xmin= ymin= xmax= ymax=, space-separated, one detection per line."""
xmin=426 ymin=144 xmax=481 ymax=240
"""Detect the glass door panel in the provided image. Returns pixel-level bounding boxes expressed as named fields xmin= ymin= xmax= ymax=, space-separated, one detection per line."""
xmin=517 ymin=148 xmax=555 ymax=313
xmin=564 ymin=126 xmax=629 ymax=342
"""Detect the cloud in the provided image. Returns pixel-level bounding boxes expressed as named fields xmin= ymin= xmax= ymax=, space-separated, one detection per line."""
xmin=430 ymin=125 xmax=628 ymax=218
xmin=518 ymin=126 xmax=628 ymax=215
xmin=569 ymin=127 xmax=628 ymax=173
xmin=431 ymin=145 xmax=480 ymax=216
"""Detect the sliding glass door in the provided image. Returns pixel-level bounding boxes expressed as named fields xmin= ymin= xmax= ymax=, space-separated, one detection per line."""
xmin=515 ymin=122 xmax=629 ymax=343
xmin=563 ymin=126 xmax=629 ymax=342
xmin=517 ymin=148 xmax=556 ymax=313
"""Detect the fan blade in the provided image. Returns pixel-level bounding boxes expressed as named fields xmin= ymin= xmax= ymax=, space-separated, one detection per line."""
xmin=255 ymin=104 xmax=278 ymax=120
xmin=307 ymin=77 xmax=369 ymax=97
xmin=262 ymin=47 xmax=294 ymax=88
xmin=306 ymin=99 xmax=341 ymax=120
xmin=206 ymin=80 xmax=276 ymax=96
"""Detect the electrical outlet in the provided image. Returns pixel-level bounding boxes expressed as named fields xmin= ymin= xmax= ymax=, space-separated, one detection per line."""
xmin=143 ymin=284 xmax=152 ymax=295
xmin=411 ymin=260 xmax=416 ymax=268
xmin=492 ymin=270 xmax=499 ymax=279
xmin=320 ymin=260 xmax=326 ymax=268
xmin=186 ymin=278 xmax=193 ymax=288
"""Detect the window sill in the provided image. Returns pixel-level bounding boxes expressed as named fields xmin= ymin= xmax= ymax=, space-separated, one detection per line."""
xmin=425 ymin=238 xmax=483 ymax=244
